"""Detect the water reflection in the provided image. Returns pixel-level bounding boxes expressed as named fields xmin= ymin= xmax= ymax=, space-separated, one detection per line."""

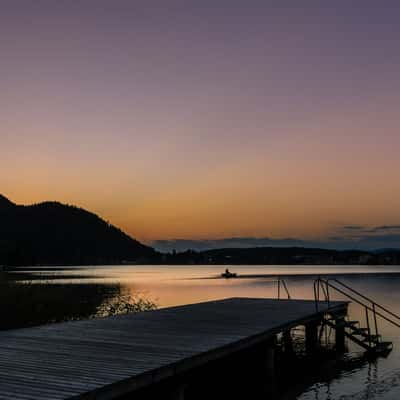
xmin=0 ymin=276 xmax=118 ymax=330
xmin=9 ymin=265 xmax=400 ymax=399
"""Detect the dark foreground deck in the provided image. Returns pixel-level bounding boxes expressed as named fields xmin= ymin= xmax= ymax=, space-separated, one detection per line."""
xmin=0 ymin=298 xmax=347 ymax=400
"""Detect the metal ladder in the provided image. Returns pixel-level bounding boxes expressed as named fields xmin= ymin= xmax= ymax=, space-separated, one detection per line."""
xmin=314 ymin=277 xmax=397 ymax=355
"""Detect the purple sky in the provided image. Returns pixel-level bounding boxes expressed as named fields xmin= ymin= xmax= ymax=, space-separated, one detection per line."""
xmin=2 ymin=1 xmax=400 ymax=247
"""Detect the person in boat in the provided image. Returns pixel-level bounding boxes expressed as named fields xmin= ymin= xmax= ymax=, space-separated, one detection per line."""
xmin=222 ymin=268 xmax=237 ymax=278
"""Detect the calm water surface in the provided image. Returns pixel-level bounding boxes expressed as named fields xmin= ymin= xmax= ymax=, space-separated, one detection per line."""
xmin=18 ymin=265 xmax=400 ymax=400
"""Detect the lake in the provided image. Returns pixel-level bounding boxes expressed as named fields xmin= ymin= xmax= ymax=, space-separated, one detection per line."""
xmin=12 ymin=264 xmax=400 ymax=399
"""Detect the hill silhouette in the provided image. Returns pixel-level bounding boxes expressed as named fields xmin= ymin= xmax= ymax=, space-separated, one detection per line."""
xmin=161 ymin=246 xmax=400 ymax=265
xmin=0 ymin=195 xmax=156 ymax=266
xmin=0 ymin=194 xmax=15 ymax=209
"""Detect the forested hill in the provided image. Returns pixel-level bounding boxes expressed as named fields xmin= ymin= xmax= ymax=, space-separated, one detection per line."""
xmin=162 ymin=246 xmax=400 ymax=265
xmin=0 ymin=195 xmax=156 ymax=266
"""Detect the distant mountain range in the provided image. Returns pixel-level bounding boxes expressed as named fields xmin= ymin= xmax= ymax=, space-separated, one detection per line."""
xmin=1 ymin=194 xmax=400 ymax=267
xmin=0 ymin=195 xmax=156 ymax=266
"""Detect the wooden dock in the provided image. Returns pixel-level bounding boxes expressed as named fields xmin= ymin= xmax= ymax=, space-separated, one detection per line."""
xmin=0 ymin=298 xmax=347 ymax=400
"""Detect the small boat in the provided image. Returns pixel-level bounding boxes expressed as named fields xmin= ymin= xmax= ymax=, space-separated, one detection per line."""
xmin=221 ymin=269 xmax=237 ymax=278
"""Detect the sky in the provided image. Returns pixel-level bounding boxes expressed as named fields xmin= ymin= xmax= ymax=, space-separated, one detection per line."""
xmin=2 ymin=1 xmax=400 ymax=250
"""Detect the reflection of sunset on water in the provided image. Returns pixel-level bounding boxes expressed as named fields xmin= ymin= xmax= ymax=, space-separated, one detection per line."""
xmin=15 ymin=264 xmax=400 ymax=399
xmin=21 ymin=264 xmax=400 ymax=308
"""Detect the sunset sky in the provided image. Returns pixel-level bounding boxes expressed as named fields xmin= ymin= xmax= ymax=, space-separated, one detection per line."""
xmin=2 ymin=1 xmax=400 ymax=248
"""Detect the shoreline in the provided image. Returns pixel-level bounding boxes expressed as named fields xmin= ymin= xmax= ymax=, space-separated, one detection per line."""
xmin=195 ymin=271 xmax=400 ymax=280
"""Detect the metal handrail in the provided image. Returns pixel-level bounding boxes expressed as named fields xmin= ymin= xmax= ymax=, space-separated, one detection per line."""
xmin=314 ymin=277 xmax=400 ymax=330
xmin=328 ymin=278 xmax=400 ymax=322
xmin=277 ymin=277 xmax=291 ymax=300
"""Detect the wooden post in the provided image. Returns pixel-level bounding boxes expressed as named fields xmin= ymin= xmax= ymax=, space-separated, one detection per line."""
xmin=283 ymin=329 xmax=294 ymax=354
xmin=335 ymin=316 xmax=346 ymax=352
xmin=262 ymin=338 xmax=277 ymax=397
xmin=305 ymin=321 xmax=319 ymax=353
xmin=171 ymin=383 xmax=187 ymax=400
xmin=265 ymin=341 xmax=275 ymax=381
xmin=246 ymin=338 xmax=277 ymax=397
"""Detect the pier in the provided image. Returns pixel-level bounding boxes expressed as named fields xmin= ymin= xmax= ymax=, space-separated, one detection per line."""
xmin=0 ymin=297 xmax=350 ymax=399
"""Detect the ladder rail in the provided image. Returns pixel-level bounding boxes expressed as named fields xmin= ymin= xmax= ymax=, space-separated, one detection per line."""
xmin=365 ymin=307 xmax=372 ymax=347
xmin=282 ymin=279 xmax=291 ymax=299
xmin=277 ymin=277 xmax=291 ymax=300
xmin=314 ymin=278 xmax=400 ymax=329
xmin=372 ymin=303 xmax=379 ymax=337
xmin=329 ymin=278 xmax=400 ymax=322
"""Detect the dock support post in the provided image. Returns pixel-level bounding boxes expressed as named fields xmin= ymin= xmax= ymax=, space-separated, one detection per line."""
xmin=335 ymin=315 xmax=346 ymax=352
xmin=265 ymin=340 xmax=276 ymax=381
xmin=171 ymin=383 xmax=186 ymax=400
xmin=248 ymin=337 xmax=277 ymax=397
xmin=305 ymin=321 xmax=319 ymax=353
xmin=262 ymin=338 xmax=277 ymax=397
xmin=283 ymin=330 xmax=294 ymax=354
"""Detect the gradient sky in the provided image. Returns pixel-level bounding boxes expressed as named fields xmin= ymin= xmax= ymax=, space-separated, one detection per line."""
xmin=2 ymin=1 xmax=400 ymax=245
